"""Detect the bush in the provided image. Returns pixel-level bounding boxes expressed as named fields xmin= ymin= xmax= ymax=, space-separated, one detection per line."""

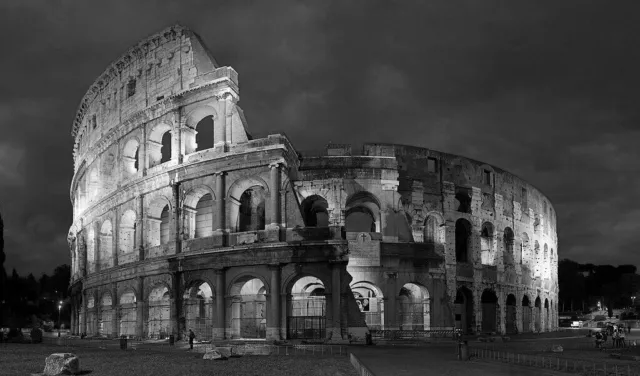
xmin=30 ymin=328 xmax=43 ymax=343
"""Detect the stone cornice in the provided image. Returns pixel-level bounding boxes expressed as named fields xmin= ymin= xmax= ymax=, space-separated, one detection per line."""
xmin=71 ymin=24 xmax=187 ymax=140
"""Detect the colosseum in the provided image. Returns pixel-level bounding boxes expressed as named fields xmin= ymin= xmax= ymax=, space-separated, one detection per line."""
xmin=67 ymin=25 xmax=558 ymax=343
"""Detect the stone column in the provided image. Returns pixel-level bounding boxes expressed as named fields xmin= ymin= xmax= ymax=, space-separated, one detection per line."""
xmin=111 ymin=283 xmax=118 ymax=337
xmin=269 ymin=163 xmax=281 ymax=229
xmin=267 ymin=264 xmax=281 ymax=340
xmin=214 ymin=172 xmax=226 ymax=246
xmin=137 ymin=194 xmax=145 ymax=262
xmin=94 ymin=221 xmax=101 ymax=272
xmin=113 ymin=212 xmax=119 ymax=267
xmin=214 ymin=269 xmax=225 ymax=340
xmin=81 ymin=290 xmax=87 ymax=335
xmin=330 ymin=262 xmax=343 ymax=339
xmin=171 ymin=272 xmax=181 ymax=339
xmin=70 ymin=299 xmax=76 ymax=335
xmin=215 ymin=96 xmax=227 ymax=145
xmin=384 ymin=272 xmax=398 ymax=331
xmin=137 ymin=277 xmax=145 ymax=338
xmin=172 ymin=184 xmax=181 ymax=254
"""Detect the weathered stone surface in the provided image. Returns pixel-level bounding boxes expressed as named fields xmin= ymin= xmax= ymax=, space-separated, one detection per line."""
xmin=43 ymin=353 xmax=79 ymax=376
xmin=203 ymin=349 xmax=227 ymax=360
xmin=216 ymin=347 xmax=232 ymax=358
xmin=551 ymin=345 xmax=563 ymax=353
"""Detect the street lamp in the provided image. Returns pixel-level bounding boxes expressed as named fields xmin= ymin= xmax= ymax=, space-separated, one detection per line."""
xmin=57 ymin=301 xmax=63 ymax=338
xmin=632 ymin=296 xmax=636 ymax=307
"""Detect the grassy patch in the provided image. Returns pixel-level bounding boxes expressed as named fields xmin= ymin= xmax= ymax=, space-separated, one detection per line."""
xmin=0 ymin=343 xmax=357 ymax=376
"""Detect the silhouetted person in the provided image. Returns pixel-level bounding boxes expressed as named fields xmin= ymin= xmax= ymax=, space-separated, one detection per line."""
xmin=188 ymin=329 xmax=195 ymax=350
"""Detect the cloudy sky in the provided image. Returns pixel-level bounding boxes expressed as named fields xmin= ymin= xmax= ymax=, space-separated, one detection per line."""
xmin=1 ymin=0 xmax=639 ymax=276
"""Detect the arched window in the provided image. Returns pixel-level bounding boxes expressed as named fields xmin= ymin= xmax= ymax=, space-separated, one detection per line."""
xmin=123 ymin=139 xmax=140 ymax=174
xmin=238 ymin=187 xmax=266 ymax=232
xmin=480 ymin=222 xmax=495 ymax=265
xmin=424 ymin=216 xmax=438 ymax=244
xmin=160 ymin=205 xmax=171 ymax=245
xmin=345 ymin=191 xmax=380 ymax=233
xmin=455 ymin=188 xmax=471 ymax=213
xmin=195 ymin=194 xmax=214 ymax=238
xmin=301 ymin=195 xmax=329 ymax=227
xmin=99 ymin=220 xmax=114 ymax=269
xmin=503 ymin=227 xmax=515 ymax=266
xmin=455 ymin=219 xmax=471 ymax=263
xmin=160 ymin=131 xmax=172 ymax=164
xmin=119 ymin=210 xmax=137 ymax=261
xmin=195 ymin=116 xmax=214 ymax=151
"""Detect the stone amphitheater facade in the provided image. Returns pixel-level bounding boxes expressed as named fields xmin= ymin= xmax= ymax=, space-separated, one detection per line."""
xmin=67 ymin=25 xmax=558 ymax=342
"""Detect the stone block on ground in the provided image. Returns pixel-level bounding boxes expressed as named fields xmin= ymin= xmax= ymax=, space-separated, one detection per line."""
xmin=216 ymin=347 xmax=232 ymax=358
xmin=203 ymin=349 xmax=228 ymax=360
xmin=43 ymin=353 xmax=79 ymax=375
xmin=551 ymin=345 xmax=563 ymax=353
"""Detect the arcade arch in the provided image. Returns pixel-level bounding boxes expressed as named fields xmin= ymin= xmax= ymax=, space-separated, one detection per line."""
xmin=229 ymin=276 xmax=267 ymax=339
xmin=351 ymin=281 xmax=384 ymax=330
xmin=287 ymin=275 xmax=326 ymax=340
xmin=398 ymin=283 xmax=430 ymax=330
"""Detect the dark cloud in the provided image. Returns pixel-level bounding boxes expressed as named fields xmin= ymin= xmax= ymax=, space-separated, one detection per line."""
xmin=0 ymin=0 xmax=638 ymax=275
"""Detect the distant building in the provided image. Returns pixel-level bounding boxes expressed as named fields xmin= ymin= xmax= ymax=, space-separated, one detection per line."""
xmin=67 ymin=25 xmax=559 ymax=341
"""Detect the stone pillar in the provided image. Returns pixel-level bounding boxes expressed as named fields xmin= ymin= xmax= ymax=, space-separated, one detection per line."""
xmin=111 ymin=283 xmax=118 ymax=337
xmin=172 ymin=184 xmax=181 ymax=254
xmin=215 ymin=96 xmax=227 ymax=145
xmin=330 ymin=262 xmax=342 ymax=339
xmin=94 ymin=221 xmax=101 ymax=272
xmin=137 ymin=194 xmax=145 ymax=262
xmin=269 ymin=163 xmax=281 ymax=228
xmin=171 ymin=272 xmax=181 ymax=339
xmin=214 ymin=172 xmax=226 ymax=245
xmin=81 ymin=290 xmax=87 ymax=335
xmin=384 ymin=272 xmax=398 ymax=330
xmin=214 ymin=269 xmax=225 ymax=340
xmin=113 ymin=212 xmax=119 ymax=267
xmin=70 ymin=300 xmax=76 ymax=335
xmin=141 ymin=123 xmax=148 ymax=175
xmin=267 ymin=264 xmax=281 ymax=340
xmin=137 ymin=277 xmax=145 ymax=338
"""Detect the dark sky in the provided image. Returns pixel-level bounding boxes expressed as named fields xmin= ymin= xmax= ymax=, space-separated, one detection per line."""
xmin=1 ymin=0 xmax=639 ymax=276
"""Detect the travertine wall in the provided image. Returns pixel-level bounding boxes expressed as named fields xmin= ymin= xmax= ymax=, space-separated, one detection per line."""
xmin=67 ymin=25 xmax=558 ymax=342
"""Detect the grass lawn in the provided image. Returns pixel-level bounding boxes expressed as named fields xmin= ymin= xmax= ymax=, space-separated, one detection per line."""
xmin=0 ymin=343 xmax=357 ymax=376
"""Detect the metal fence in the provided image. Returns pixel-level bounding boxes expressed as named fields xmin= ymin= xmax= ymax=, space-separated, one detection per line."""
xmin=370 ymin=329 xmax=455 ymax=340
xmin=469 ymin=346 xmax=640 ymax=375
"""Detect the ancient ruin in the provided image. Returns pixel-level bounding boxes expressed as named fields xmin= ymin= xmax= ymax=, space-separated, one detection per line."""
xmin=67 ymin=25 xmax=558 ymax=342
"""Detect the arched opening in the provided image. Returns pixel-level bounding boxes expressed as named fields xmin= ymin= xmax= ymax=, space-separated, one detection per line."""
xmin=195 ymin=193 xmax=213 ymax=238
xmin=160 ymin=206 xmax=171 ymax=245
xmin=238 ymin=187 xmax=266 ymax=232
xmin=398 ymin=283 xmax=430 ymax=330
xmin=87 ymin=226 xmax=96 ymax=274
xmin=119 ymin=290 xmax=137 ymax=337
xmin=351 ymin=281 xmax=384 ymax=330
xmin=522 ymin=295 xmax=531 ymax=333
xmin=454 ymin=287 xmax=473 ymax=334
xmin=195 ymin=115 xmax=214 ymax=151
xmin=503 ymin=227 xmax=515 ymax=266
xmin=183 ymin=281 xmax=213 ymax=341
xmin=118 ymin=210 xmax=137 ymax=263
xmin=123 ymin=139 xmax=140 ymax=175
xmin=424 ymin=215 xmax=438 ymax=244
xmin=544 ymin=298 xmax=550 ymax=332
xmin=506 ymin=294 xmax=517 ymax=334
xmin=148 ymin=123 xmax=172 ymax=168
xmin=99 ymin=293 xmax=113 ymax=337
xmin=534 ymin=297 xmax=542 ymax=332
xmin=86 ymin=295 xmax=96 ymax=335
xmin=147 ymin=198 xmax=171 ymax=248
xmin=99 ymin=220 xmax=113 ymax=270
xmin=160 ymin=131 xmax=172 ymax=163
xmin=455 ymin=219 xmax=472 ymax=263
xmin=287 ymin=276 xmax=326 ymax=340
xmin=345 ymin=191 xmax=380 ymax=233
xmin=301 ymin=195 xmax=329 ymax=227
xmin=229 ymin=277 xmax=267 ymax=339
xmin=455 ymin=188 xmax=471 ymax=213
xmin=480 ymin=222 xmax=495 ymax=265
xmin=147 ymin=285 xmax=171 ymax=339
xmin=481 ymin=289 xmax=498 ymax=333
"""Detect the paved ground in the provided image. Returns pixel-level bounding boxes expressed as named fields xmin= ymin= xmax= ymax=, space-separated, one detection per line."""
xmin=351 ymin=345 xmax=568 ymax=376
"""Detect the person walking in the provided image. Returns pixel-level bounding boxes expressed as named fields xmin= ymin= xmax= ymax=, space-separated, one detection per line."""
xmin=188 ymin=329 xmax=196 ymax=350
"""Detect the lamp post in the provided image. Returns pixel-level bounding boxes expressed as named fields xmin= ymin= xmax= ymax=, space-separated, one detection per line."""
xmin=57 ymin=301 xmax=62 ymax=338
xmin=632 ymin=296 xmax=636 ymax=308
